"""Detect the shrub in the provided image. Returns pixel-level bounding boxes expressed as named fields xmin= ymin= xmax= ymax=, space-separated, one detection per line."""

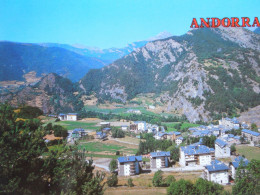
xmin=165 ymin=175 xmax=176 ymax=187
xmin=152 ymin=170 xmax=164 ymax=187
xmin=107 ymin=174 xmax=118 ymax=187
xmin=109 ymin=159 xmax=118 ymax=173
xmin=127 ymin=178 xmax=134 ymax=187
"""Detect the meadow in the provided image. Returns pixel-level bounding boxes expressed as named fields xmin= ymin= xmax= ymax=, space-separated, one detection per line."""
xmin=236 ymin=145 xmax=260 ymax=160
xmin=55 ymin=121 xmax=99 ymax=130
xmin=79 ymin=141 xmax=138 ymax=155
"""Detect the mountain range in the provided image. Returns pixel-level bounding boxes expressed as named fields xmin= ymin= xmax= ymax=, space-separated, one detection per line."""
xmin=0 ymin=41 xmax=104 ymax=82
xmin=0 ymin=32 xmax=173 ymax=82
xmin=80 ymin=27 xmax=260 ymax=122
xmin=1 ymin=29 xmax=260 ymax=122
xmin=39 ymin=31 xmax=173 ymax=65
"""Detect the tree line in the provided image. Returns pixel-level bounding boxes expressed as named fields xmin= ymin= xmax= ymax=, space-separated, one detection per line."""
xmin=0 ymin=103 xmax=105 ymax=194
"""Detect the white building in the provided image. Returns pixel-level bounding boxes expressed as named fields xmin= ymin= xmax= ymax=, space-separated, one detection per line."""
xmin=100 ymin=122 xmax=110 ymax=128
xmin=230 ymin=156 xmax=249 ymax=179
xmin=219 ymin=117 xmax=240 ymax=129
xmin=134 ymin=121 xmax=147 ymax=132
xmin=215 ymin=139 xmax=230 ymax=158
xmin=121 ymin=125 xmax=128 ymax=131
xmin=241 ymin=129 xmax=260 ymax=145
xmin=150 ymin=151 xmax=171 ymax=169
xmin=58 ymin=113 xmax=77 ymax=121
xmin=179 ymin=144 xmax=215 ymax=167
xmin=175 ymin=137 xmax=184 ymax=145
xmin=117 ymin=156 xmax=142 ymax=176
xmin=204 ymin=160 xmax=229 ymax=185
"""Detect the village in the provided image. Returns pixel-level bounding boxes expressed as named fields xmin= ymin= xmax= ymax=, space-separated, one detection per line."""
xmin=44 ymin=112 xmax=260 ymax=188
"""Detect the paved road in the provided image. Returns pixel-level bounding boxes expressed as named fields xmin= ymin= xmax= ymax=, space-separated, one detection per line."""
xmin=93 ymin=163 xmax=110 ymax=172
xmin=150 ymin=165 xmax=205 ymax=172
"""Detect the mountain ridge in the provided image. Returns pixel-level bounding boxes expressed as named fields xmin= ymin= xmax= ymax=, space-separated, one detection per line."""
xmin=79 ymin=27 xmax=260 ymax=122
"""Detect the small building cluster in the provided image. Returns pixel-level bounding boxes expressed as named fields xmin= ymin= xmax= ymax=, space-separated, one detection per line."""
xmin=58 ymin=113 xmax=77 ymax=121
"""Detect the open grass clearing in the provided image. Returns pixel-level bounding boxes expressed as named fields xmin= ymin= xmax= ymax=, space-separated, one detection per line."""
xmin=114 ymin=136 xmax=141 ymax=145
xmin=55 ymin=120 xmax=99 ymax=130
xmin=79 ymin=141 xmax=138 ymax=155
xmin=236 ymin=145 xmax=260 ymax=160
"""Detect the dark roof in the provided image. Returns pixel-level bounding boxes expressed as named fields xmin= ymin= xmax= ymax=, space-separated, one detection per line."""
xmin=118 ymin=156 xmax=142 ymax=163
xmin=205 ymin=160 xmax=229 ymax=172
xmin=150 ymin=151 xmax=170 ymax=157
xmin=231 ymin=156 xmax=249 ymax=168
xmin=242 ymin=129 xmax=260 ymax=136
xmin=215 ymin=139 xmax=228 ymax=148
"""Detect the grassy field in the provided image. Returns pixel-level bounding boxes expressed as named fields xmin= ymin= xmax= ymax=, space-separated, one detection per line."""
xmin=55 ymin=121 xmax=99 ymax=130
xmin=79 ymin=141 xmax=138 ymax=155
xmin=163 ymin=122 xmax=200 ymax=132
xmin=236 ymin=145 xmax=260 ymax=160
xmin=104 ymin=170 xmax=232 ymax=195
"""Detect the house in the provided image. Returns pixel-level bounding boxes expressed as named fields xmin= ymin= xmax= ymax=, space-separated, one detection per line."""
xmin=204 ymin=160 xmax=229 ymax=185
xmin=130 ymin=123 xmax=138 ymax=132
xmin=100 ymin=122 xmax=110 ymax=128
xmin=96 ymin=132 xmax=107 ymax=140
xmin=175 ymin=137 xmax=184 ymax=145
xmin=58 ymin=113 xmax=77 ymax=121
xmin=72 ymin=128 xmax=86 ymax=138
xmin=117 ymin=156 xmax=142 ymax=176
xmin=166 ymin=131 xmax=181 ymax=141
xmin=67 ymin=113 xmax=77 ymax=121
xmin=215 ymin=139 xmax=231 ymax=158
xmin=219 ymin=117 xmax=240 ymax=130
xmin=126 ymin=109 xmax=141 ymax=114
xmin=150 ymin=151 xmax=171 ymax=169
xmin=102 ymin=127 xmax=111 ymax=134
xmin=147 ymin=124 xmax=159 ymax=133
xmin=134 ymin=121 xmax=147 ymax=132
xmin=121 ymin=125 xmax=128 ymax=131
xmin=179 ymin=144 xmax=215 ymax=167
xmin=58 ymin=113 xmax=66 ymax=120
xmin=241 ymin=129 xmax=260 ymax=144
xmin=155 ymin=132 xmax=167 ymax=140
xmin=191 ymin=130 xmax=211 ymax=138
xmin=230 ymin=156 xmax=249 ymax=179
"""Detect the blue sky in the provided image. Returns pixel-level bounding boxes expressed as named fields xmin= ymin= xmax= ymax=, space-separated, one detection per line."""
xmin=0 ymin=0 xmax=259 ymax=49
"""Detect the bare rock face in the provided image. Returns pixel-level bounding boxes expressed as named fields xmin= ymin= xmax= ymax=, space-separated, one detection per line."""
xmin=80 ymin=27 xmax=260 ymax=122
xmin=0 ymin=73 xmax=83 ymax=114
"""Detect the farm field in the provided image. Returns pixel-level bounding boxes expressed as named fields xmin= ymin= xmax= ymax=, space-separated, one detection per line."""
xmin=236 ymin=145 xmax=260 ymax=160
xmin=79 ymin=140 xmax=138 ymax=155
xmin=55 ymin=121 xmax=99 ymax=130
